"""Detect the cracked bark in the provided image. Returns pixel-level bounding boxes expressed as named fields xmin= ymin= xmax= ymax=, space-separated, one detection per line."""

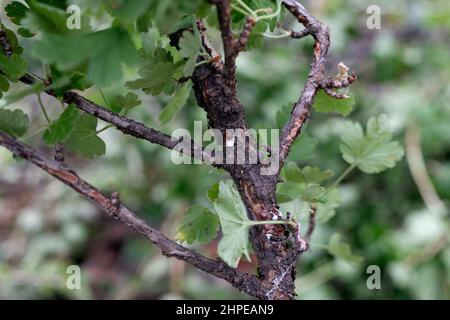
xmin=0 ymin=1 xmax=356 ymax=300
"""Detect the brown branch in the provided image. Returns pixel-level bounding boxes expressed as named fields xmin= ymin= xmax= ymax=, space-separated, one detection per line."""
xmin=0 ymin=130 xmax=266 ymax=299
xmin=211 ymin=1 xmax=256 ymax=94
xmin=278 ymin=1 xmax=356 ymax=169
xmin=304 ymin=204 xmax=317 ymax=248
xmin=322 ymin=87 xmax=349 ymax=99
xmin=291 ymin=28 xmax=311 ymax=39
xmin=321 ymin=72 xmax=357 ymax=89
xmin=211 ymin=0 xmax=236 ymax=91
xmin=235 ymin=17 xmax=257 ymax=53
xmin=2 ymin=22 xmax=217 ymax=167
xmin=278 ymin=0 xmax=331 ymax=166
xmin=18 ymin=74 xmax=219 ymax=168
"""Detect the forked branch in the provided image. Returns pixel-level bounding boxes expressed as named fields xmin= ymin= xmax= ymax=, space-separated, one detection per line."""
xmin=0 ymin=131 xmax=265 ymax=299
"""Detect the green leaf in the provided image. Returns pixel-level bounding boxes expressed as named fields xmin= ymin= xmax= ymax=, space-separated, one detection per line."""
xmin=43 ymin=105 xmax=80 ymax=146
xmin=0 ymin=74 xmax=10 ymax=92
xmin=313 ymin=90 xmax=355 ymax=116
xmin=126 ymin=47 xmax=180 ymax=95
xmin=340 ymin=115 xmax=404 ymax=174
xmin=276 ymin=181 xmax=305 ymax=201
xmin=32 ymin=33 xmax=93 ymax=70
xmin=300 ymin=166 xmax=334 ymax=184
xmin=327 ymin=233 xmax=364 ymax=264
xmin=3 ymin=28 xmax=23 ymax=55
xmin=247 ymin=21 xmax=266 ymax=51
xmin=176 ymin=205 xmax=220 ymax=245
xmin=65 ymin=114 xmax=106 ymax=159
xmin=316 ymin=188 xmax=340 ymax=223
xmin=107 ymin=0 xmax=151 ymax=22
xmin=178 ymin=27 xmax=202 ymax=77
xmin=179 ymin=29 xmax=201 ymax=60
xmin=289 ymin=132 xmax=318 ymax=161
xmin=299 ymin=184 xmax=327 ymax=204
xmin=33 ymin=28 xmax=137 ymax=87
xmin=113 ymin=93 xmax=142 ymax=110
xmin=22 ymin=1 xmax=68 ymax=34
xmin=282 ymin=162 xmax=303 ymax=182
xmin=0 ymin=109 xmax=29 ymax=137
xmin=213 ymin=180 xmax=252 ymax=267
xmin=207 ymin=183 xmax=219 ymax=202
xmin=0 ymin=54 xmax=28 ymax=79
xmin=50 ymin=67 xmax=92 ymax=97
xmin=282 ymin=163 xmax=334 ymax=185
xmin=275 ymin=103 xmax=291 ymax=129
xmin=5 ymin=1 xmax=29 ymax=25
xmin=159 ymin=81 xmax=192 ymax=124
xmin=87 ymin=28 xmax=138 ymax=87
xmin=217 ymin=230 xmax=251 ymax=268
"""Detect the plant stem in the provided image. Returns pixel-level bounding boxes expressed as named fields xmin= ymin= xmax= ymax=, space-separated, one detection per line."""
xmin=250 ymin=219 xmax=297 ymax=228
xmin=20 ymin=126 xmax=48 ymax=142
xmin=231 ymin=4 xmax=252 ymax=17
xmin=331 ymin=163 xmax=357 ymax=189
xmin=96 ymin=124 xmax=114 ymax=135
xmin=255 ymin=0 xmax=282 ymax=22
xmin=235 ymin=0 xmax=256 ymax=17
xmin=195 ymin=60 xmax=210 ymax=68
xmin=36 ymin=93 xmax=51 ymax=124
xmin=262 ymin=32 xmax=292 ymax=39
xmin=98 ymin=88 xmax=110 ymax=109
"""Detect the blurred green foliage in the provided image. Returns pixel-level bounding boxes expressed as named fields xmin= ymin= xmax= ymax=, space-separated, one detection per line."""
xmin=0 ymin=0 xmax=450 ymax=299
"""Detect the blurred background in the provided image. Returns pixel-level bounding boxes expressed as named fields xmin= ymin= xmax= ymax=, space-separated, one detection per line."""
xmin=0 ymin=0 xmax=449 ymax=299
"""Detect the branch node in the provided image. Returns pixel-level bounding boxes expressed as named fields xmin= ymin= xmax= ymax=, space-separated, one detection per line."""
xmin=110 ymin=191 xmax=121 ymax=214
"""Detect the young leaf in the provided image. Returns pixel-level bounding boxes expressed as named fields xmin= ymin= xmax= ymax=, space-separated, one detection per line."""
xmin=88 ymin=28 xmax=138 ymax=87
xmin=207 ymin=183 xmax=219 ymax=202
xmin=65 ymin=114 xmax=106 ymax=159
xmin=176 ymin=205 xmax=220 ymax=245
xmin=316 ymin=188 xmax=341 ymax=223
xmin=282 ymin=163 xmax=334 ymax=185
xmin=327 ymin=233 xmax=363 ymax=264
xmin=179 ymin=28 xmax=202 ymax=77
xmin=126 ymin=48 xmax=180 ymax=95
xmin=43 ymin=105 xmax=80 ymax=146
xmin=299 ymin=166 xmax=334 ymax=184
xmin=299 ymin=184 xmax=327 ymax=204
xmin=5 ymin=1 xmax=29 ymax=25
xmin=313 ymin=90 xmax=355 ymax=116
xmin=22 ymin=1 xmax=68 ymax=34
xmin=213 ymin=180 xmax=252 ymax=267
xmin=179 ymin=29 xmax=201 ymax=59
xmin=113 ymin=93 xmax=142 ymax=110
xmin=340 ymin=115 xmax=404 ymax=174
xmin=33 ymin=28 xmax=137 ymax=87
xmin=107 ymin=0 xmax=151 ymax=22
xmin=159 ymin=81 xmax=192 ymax=124
xmin=32 ymin=33 xmax=93 ymax=71
xmin=217 ymin=230 xmax=251 ymax=268
xmin=0 ymin=109 xmax=29 ymax=138
xmin=0 ymin=74 xmax=10 ymax=92
xmin=0 ymin=54 xmax=27 ymax=80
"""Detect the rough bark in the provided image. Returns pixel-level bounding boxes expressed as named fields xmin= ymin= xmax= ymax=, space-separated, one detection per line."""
xmin=0 ymin=1 xmax=357 ymax=300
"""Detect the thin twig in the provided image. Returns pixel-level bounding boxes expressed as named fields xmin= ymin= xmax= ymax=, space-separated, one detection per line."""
xmin=0 ymin=130 xmax=265 ymax=299
xmin=18 ymin=74 xmax=220 ymax=168
xmin=304 ymin=205 xmax=317 ymax=248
